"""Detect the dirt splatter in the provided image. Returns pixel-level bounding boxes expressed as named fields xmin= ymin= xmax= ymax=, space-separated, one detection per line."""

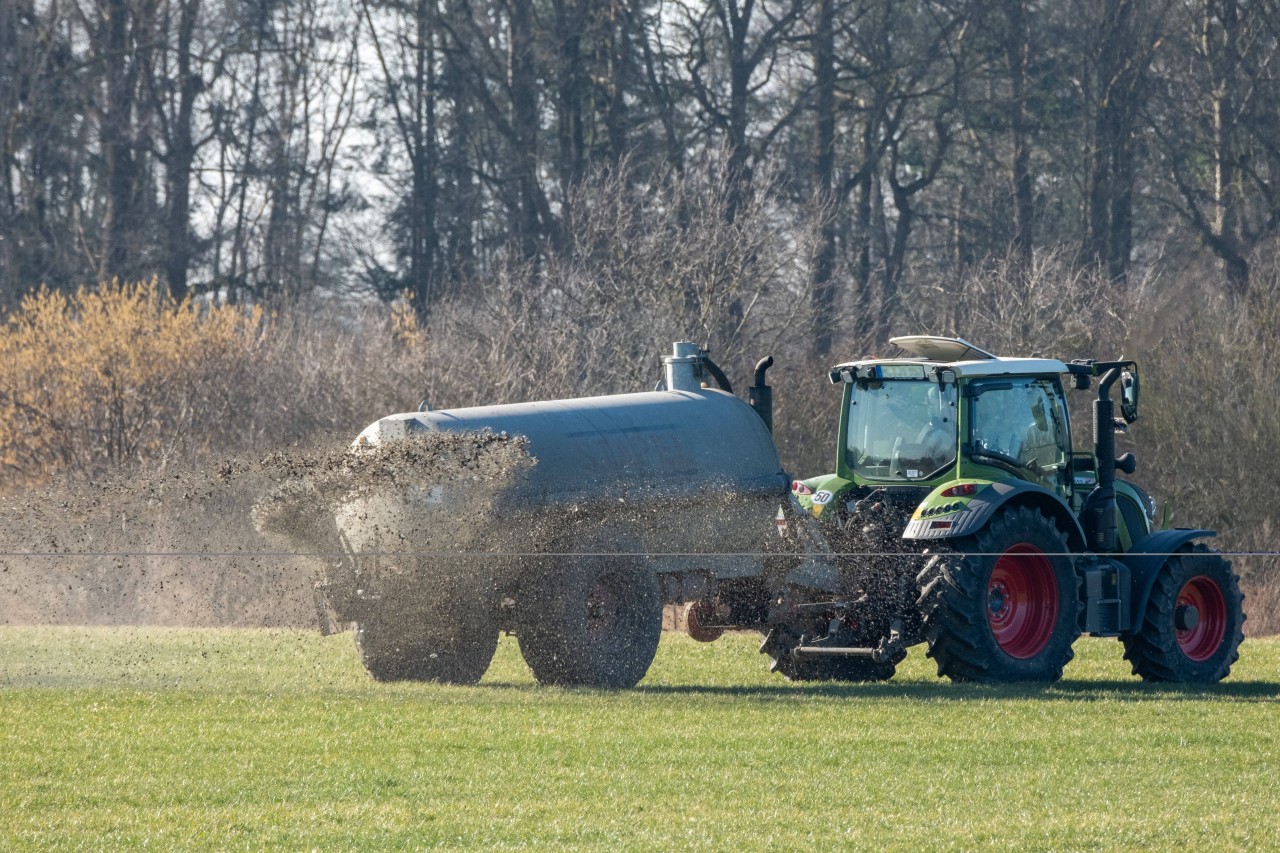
xmin=254 ymin=430 xmax=539 ymax=627
xmin=0 ymin=431 xmax=542 ymax=629
xmin=0 ymin=423 xmax=792 ymax=640
xmin=0 ymin=455 xmax=310 ymax=628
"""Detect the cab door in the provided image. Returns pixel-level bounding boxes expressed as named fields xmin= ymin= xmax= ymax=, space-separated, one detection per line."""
xmin=966 ymin=376 xmax=1073 ymax=501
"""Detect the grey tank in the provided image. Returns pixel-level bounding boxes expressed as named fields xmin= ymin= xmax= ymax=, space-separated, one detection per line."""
xmin=358 ymin=388 xmax=789 ymax=505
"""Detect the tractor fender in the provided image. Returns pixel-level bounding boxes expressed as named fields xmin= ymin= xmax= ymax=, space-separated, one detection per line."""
xmin=904 ymin=480 xmax=1087 ymax=551
xmin=1118 ymin=528 xmax=1216 ymax=632
xmin=791 ymin=473 xmax=853 ymax=520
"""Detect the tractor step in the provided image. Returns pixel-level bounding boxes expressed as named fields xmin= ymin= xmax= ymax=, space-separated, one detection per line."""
xmin=792 ymin=619 xmax=907 ymax=664
xmin=1082 ymin=561 xmax=1131 ymax=634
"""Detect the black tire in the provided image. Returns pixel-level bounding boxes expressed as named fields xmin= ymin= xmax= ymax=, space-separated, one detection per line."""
xmin=1122 ymin=544 xmax=1245 ymax=683
xmin=917 ymin=505 xmax=1080 ymax=683
xmin=353 ymin=574 xmax=500 ymax=684
xmin=517 ymin=553 xmax=662 ymax=688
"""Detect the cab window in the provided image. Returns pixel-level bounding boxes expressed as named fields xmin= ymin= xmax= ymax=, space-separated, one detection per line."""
xmin=968 ymin=377 xmax=1070 ymax=491
xmin=846 ymin=379 xmax=958 ymax=481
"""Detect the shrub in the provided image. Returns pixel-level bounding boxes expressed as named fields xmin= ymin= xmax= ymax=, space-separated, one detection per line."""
xmin=0 ymin=279 xmax=264 ymax=488
xmin=414 ymin=151 xmax=826 ymax=410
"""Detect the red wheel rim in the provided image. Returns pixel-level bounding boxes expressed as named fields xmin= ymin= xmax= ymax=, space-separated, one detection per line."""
xmin=1175 ymin=576 xmax=1227 ymax=662
xmin=684 ymin=599 xmax=724 ymax=643
xmin=986 ymin=544 xmax=1059 ymax=659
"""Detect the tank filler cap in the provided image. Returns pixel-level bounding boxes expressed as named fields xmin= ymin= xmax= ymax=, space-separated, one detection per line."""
xmin=663 ymin=340 xmax=705 ymax=392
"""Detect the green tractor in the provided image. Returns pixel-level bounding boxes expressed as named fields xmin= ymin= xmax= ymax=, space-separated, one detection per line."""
xmin=763 ymin=335 xmax=1245 ymax=684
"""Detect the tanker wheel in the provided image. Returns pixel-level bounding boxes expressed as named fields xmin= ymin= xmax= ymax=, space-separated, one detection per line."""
xmin=917 ymin=505 xmax=1080 ymax=683
xmin=517 ymin=554 xmax=662 ymax=688
xmin=1122 ymin=544 xmax=1245 ymax=683
xmin=353 ymin=576 xmax=500 ymax=684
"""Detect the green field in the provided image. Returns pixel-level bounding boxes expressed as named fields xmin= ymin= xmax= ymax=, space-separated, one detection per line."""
xmin=2 ymin=627 xmax=1278 ymax=851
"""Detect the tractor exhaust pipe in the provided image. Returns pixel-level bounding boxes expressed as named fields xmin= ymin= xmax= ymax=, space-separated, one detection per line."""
xmin=1080 ymin=360 xmax=1139 ymax=552
xmin=1087 ymin=367 xmax=1122 ymax=552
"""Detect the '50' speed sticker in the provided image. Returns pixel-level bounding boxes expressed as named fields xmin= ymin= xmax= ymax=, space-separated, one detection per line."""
xmin=812 ymin=490 xmax=834 ymax=505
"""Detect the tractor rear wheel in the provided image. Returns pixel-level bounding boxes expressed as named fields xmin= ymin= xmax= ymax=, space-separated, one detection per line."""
xmin=354 ymin=574 xmax=500 ymax=684
xmin=918 ymin=505 xmax=1080 ymax=682
xmin=1122 ymin=544 xmax=1245 ymax=682
xmin=517 ymin=553 xmax=662 ymax=688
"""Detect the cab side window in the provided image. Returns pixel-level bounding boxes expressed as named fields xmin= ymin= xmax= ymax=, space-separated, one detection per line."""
xmin=969 ymin=378 xmax=1070 ymax=490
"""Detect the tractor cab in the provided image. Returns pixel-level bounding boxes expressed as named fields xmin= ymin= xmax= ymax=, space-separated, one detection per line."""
xmin=802 ymin=337 xmax=1077 ymax=512
xmin=794 ymin=335 xmax=1155 ymax=552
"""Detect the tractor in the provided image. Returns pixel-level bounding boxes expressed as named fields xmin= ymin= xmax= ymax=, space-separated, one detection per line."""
xmin=752 ymin=335 xmax=1246 ymax=683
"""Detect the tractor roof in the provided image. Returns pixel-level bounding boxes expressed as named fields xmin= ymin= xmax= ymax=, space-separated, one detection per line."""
xmin=830 ymin=335 xmax=1071 ymax=380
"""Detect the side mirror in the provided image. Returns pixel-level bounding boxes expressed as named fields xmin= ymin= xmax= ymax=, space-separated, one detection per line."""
xmin=1120 ymin=369 xmax=1139 ymax=423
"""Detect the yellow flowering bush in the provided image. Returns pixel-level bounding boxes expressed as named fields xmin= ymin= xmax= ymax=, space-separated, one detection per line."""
xmin=389 ymin=289 xmax=424 ymax=350
xmin=0 ymin=279 xmax=263 ymax=488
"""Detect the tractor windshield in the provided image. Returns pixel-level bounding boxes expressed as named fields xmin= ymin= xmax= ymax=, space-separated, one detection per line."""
xmin=845 ymin=379 xmax=958 ymax=481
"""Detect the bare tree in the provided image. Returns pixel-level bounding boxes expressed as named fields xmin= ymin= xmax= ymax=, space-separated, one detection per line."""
xmin=147 ymin=0 xmax=235 ymax=299
xmin=1000 ymin=0 xmax=1034 ymax=275
xmin=822 ymin=0 xmax=969 ymax=339
xmin=99 ymin=0 xmax=154 ymax=281
xmin=1151 ymin=0 xmax=1280 ymax=299
xmin=678 ymin=0 xmax=811 ymax=220
xmin=359 ymin=0 xmax=442 ymax=317
xmin=0 ymin=2 xmax=93 ymax=304
xmin=204 ymin=0 xmax=360 ymax=301
xmin=1078 ymin=0 xmax=1169 ymax=284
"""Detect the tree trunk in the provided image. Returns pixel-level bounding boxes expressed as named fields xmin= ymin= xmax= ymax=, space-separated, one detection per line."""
xmin=410 ymin=0 xmax=438 ymax=319
xmin=1086 ymin=0 xmax=1138 ymax=284
xmin=809 ymin=0 xmax=837 ymax=358
xmin=163 ymin=0 xmax=201 ymax=300
xmin=1210 ymin=0 xmax=1247 ymax=299
xmin=510 ymin=0 xmax=543 ymax=262
xmin=1002 ymin=0 xmax=1034 ymax=276
xmin=101 ymin=0 xmax=141 ymax=282
xmin=725 ymin=0 xmax=752 ymax=223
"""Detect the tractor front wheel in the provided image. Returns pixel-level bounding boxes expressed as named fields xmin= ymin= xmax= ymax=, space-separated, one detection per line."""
xmin=1122 ymin=544 xmax=1245 ymax=682
xmin=918 ymin=505 xmax=1080 ymax=682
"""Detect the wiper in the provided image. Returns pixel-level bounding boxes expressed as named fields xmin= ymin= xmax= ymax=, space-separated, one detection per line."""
xmin=969 ymin=448 xmax=1030 ymax=482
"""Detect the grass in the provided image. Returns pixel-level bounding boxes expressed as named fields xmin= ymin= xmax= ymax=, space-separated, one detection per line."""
xmin=1 ymin=628 xmax=1278 ymax=851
